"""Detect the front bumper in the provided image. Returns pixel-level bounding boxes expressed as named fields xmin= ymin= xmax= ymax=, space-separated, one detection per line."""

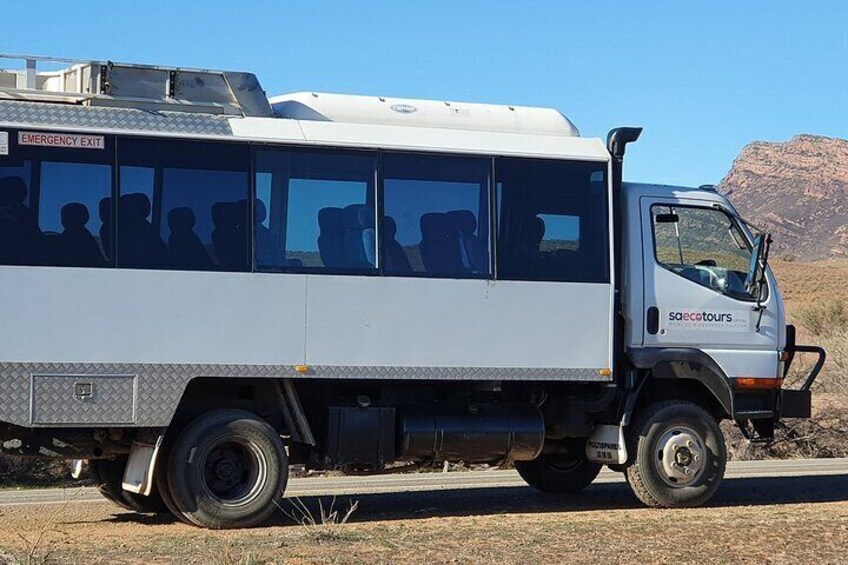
xmin=778 ymin=324 xmax=826 ymax=419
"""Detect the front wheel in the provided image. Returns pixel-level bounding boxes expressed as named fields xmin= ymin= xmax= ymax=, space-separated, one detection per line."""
xmin=625 ymin=400 xmax=726 ymax=508
xmin=166 ymin=409 xmax=289 ymax=529
xmin=515 ymin=449 xmax=601 ymax=493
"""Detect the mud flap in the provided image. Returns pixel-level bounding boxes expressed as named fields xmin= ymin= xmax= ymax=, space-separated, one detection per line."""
xmin=586 ymin=424 xmax=628 ymax=465
xmin=121 ymin=435 xmax=163 ymax=495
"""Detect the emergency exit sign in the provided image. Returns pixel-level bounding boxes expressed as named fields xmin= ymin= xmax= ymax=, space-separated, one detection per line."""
xmin=18 ymin=131 xmax=104 ymax=150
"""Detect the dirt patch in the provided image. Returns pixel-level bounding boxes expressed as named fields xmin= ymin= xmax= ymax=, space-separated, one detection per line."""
xmin=1 ymin=474 xmax=847 ymax=564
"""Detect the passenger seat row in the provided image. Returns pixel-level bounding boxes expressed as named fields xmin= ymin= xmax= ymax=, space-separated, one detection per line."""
xmin=316 ymin=205 xmax=486 ymax=275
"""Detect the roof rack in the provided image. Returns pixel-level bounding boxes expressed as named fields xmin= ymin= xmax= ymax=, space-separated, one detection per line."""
xmin=0 ymin=53 xmax=272 ymax=117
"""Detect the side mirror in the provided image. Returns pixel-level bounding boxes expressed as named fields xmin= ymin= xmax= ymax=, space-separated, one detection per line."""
xmin=745 ymin=235 xmax=764 ymax=290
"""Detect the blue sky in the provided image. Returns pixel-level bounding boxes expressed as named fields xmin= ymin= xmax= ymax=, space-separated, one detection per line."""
xmin=3 ymin=1 xmax=847 ymax=186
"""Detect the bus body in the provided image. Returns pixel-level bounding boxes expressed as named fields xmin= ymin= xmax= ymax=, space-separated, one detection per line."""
xmin=0 ymin=55 xmax=822 ymax=528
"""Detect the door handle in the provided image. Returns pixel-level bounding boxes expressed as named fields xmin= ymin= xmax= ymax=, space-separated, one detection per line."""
xmin=646 ymin=307 xmax=659 ymax=335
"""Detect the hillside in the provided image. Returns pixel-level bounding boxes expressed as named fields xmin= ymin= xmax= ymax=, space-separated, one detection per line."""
xmin=718 ymin=134 xmax=848 ymax=261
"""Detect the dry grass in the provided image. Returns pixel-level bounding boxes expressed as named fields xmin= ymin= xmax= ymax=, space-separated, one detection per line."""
xmin=0 ymin=489 xmax=847 ymax=564
xmin=771 ymin=258 xmax=848 ymax=308
xmin=280 ymin=497 xmax=361 ymax=543
xmin=725 ymin=260 xmax=848 ymax=460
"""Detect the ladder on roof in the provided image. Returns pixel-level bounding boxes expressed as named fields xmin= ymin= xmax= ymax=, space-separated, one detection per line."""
xmin=0 ymin=53 xmax=272 ymax=117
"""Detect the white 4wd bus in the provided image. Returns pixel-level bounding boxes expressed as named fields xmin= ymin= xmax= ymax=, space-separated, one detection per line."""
xmin=0 ymin=55 xmax=824 ymax=528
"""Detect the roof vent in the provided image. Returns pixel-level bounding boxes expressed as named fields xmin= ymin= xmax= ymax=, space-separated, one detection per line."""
xmin=0 ymin=53 xmax=273 ymax=117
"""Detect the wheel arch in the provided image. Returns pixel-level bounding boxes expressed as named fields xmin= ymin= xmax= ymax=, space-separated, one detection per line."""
xmin=168 ymin=377 xmax=315 ymax=446
xmin=626 ymin=347 xmax=733 ymax=421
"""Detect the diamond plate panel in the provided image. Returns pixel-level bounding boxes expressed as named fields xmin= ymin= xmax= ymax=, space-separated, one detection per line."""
xmin=0 ymin=363 xmax=610 ymax=428
xmin=31 ymin=374 xmax=136 ymax=425
xmin=0 ymin=100 xmax=233 ymax=136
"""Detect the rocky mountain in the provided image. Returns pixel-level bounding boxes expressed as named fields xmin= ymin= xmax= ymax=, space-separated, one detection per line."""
xmin=718 ymin=134 xmax=848 ymax=260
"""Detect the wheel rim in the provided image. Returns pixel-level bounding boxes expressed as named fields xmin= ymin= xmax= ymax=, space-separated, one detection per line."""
xmin=201 ymin=440 xmax=268 ymax=506
xmin=655 ymin=425 xmax=706 ymax=487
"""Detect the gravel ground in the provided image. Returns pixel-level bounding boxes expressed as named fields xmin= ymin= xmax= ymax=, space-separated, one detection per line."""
xmin=1 ymin=471 xmax=846 ymax=564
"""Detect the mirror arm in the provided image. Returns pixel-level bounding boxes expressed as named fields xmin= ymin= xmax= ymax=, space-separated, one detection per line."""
xmin=753 ymin=234 xmax=772 ymax=332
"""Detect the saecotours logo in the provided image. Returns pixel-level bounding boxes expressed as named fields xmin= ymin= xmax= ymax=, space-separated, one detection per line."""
xmin=664 ymin=309 xmax=749 ymax=332
xmin=668 ymin=311 xmax=733 ymax=323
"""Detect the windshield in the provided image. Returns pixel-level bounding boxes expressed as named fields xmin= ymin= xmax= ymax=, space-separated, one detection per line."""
xmin=652 ymin=204 xmax=767 ymax=301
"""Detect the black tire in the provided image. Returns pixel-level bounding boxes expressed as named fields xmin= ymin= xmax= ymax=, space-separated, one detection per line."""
xmin=515 ymin=450 xmax=602 ymax=493
xmin=166 ymin=409 xmax=288 ymax=529
xmin=154 ymin=430 xmax=201 ymax=526
xmin=89 ymin=456 xmax=169 ymax=513
xmin=625 ymin=400 xmax=726 ymax=508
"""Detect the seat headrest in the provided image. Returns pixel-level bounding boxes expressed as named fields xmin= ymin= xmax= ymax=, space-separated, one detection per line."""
xmin=420 ymin=212 xmax=451 ymax=235
xmin=343 ymin=204 xmax=373 ymax=230
xmin=120 ymin=193 xmax=151 ymax=220
xmin=99 ymin=197 xmax=112 ymax=221
xmin=212 ymin=202 xmax=243 ymax=226
xmin=168 ymin=207 xmax=196 ymax=231
xmin=448 ymin=210 xmax=477 ymax=234
xmin=0 ymin=177 xmax=27 ymax=205
xmin=383 ymin=216 xmax=398 ymax=238
xmin=318 ymin=207 xmax=344 ymax=233
xmin=254 ymin=199 xmax=267 ymax=224
xmin=532 ymin=216 xmax=546 ymax=242
xmin=61 ymin=202 xmax=90 ymax=228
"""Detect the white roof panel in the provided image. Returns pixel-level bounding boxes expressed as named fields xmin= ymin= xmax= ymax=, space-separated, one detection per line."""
xmin=270 ymin=92 xmax=580 ymax=137
xmin=230 ymin=117 xmax=608 ymax=161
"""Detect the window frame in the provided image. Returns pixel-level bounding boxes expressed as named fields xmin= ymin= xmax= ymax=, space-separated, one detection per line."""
xmin=650 ymin=202 xmax=766 ymax=303
xmin=378 ymin=150 xmax=494 ymax=280
xmin=0 ymin=127 xmax=118 ymax=268
xmin=493 ymin=156 xmax=611 ymax=284
xmin=115 ymin=134 xmax=253 ymax=272
xmin=252 ymin=144 xmax=380 ymax=277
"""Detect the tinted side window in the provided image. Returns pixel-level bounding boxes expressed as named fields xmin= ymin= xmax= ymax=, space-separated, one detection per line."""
xmin=255 ymin=148 xmax=377 ymax=272
xmin=0 ymin=130 xmax=114 ymax=268
xmin=118 ymin=138 xmax=250 ymax=271
xmin=496 ymin=158 xmax=608 ymax=283
xmin=382 ymin=153 xmax=491 ymax=277
xmin=652 ymin=205 xmax=758 ymax=300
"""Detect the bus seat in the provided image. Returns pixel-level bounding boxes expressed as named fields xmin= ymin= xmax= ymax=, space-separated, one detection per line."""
xmin=382 ymin=216 xmax=412 ymax=273
xmin=211 ymin=201 xmax=247 ymax=268
xmin=254 ymin=199 xmax=281 ymax=267
xmin=342 ymin=204 xmax=375 ymax=268
xmin=119 ymin=193 xmax=169 ymax=267
xmin=448 ymin=210 xmax=486 ymax=274
xmin=168 ymin=207 xmax=212 ymax=269
xmin=420 ymin=212 xmax=463 ymax=275
xmin=0 ymin=177 xmax=41 ymax=264
xmin=59 ymin=202 xmax=104 ymax=266
xmin=317 ymin=207 xmax=345 ymax=268
xmin=99 ymin=197 xmax=112 ymax=259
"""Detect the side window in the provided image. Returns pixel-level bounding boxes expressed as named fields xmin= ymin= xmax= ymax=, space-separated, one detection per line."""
xmin=118 ymin=138 xmax=250 ymax=271
xmin=496 ymin=158 xmax=608 ymax=283
xmin=382 ymin=153 xmax=491 ymax=277
xmin=652 ymin=205 xmax=758 ymax=300
xmin=254 ymin=148 xmax=377 ymax=272
xmin=0 ymin=131 xmax=114 ymax=268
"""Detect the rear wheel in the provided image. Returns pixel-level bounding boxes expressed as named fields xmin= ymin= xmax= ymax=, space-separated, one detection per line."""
xmin=165 ymin=409 xmax=288 ymax=529
xmin=89 ymin=456 xmax=168 ymax=513
xmin=625 ymin=400 xmax=726 ymax=508
xmin=515 ymin=445 xmax=601 ymax=493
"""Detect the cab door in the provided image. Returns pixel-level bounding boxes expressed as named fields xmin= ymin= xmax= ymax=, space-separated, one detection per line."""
xmin=640 ymin=196 xmax=781 ymax=379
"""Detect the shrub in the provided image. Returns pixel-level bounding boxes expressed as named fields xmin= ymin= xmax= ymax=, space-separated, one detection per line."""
xmin=796 ymin=299 xmax=848 ymax=337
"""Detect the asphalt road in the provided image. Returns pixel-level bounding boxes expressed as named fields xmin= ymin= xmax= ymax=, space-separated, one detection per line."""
xmin=0 ymin=458 xmax=845 ymax=508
